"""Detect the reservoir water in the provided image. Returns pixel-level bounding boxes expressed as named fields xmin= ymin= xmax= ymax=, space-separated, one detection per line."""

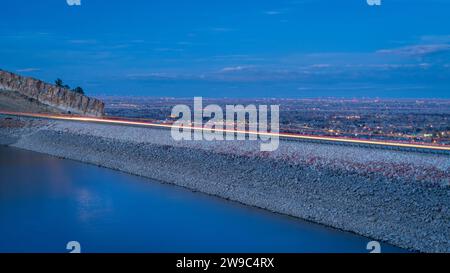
xmin=0 ymin=146 xmax=405 ymax=253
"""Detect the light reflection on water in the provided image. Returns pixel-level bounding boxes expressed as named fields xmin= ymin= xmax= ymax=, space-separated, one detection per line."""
xmin=0 ymin=146 xmax=406 ymax=253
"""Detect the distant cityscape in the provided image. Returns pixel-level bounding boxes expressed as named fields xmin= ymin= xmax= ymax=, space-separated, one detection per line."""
xmin=103 ymin=97 xmax=450 ymax=145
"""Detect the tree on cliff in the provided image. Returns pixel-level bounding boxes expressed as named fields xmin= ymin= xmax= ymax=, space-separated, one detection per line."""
xmin=55 ymin=78 xmax=63 ymax=87
xmin=55 ymin=78 xmax=84 ymax=94
xmin=72 ymin=87 xmax=85 ymax=95
xmin=55 ymin=78 xmax=72 ymax=90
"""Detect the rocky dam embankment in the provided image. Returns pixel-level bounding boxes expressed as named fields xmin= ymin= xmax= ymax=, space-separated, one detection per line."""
xmin=0 ymin=69 xmax=104 ymax=117
xmin=0 ymin=116 xmax=449 ymax=252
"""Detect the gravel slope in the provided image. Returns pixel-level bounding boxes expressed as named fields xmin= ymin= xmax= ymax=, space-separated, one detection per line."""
xmin=1 ymin=116 xmax=449 ymax=252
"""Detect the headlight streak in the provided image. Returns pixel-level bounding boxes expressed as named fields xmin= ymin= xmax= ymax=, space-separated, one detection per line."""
xmin=1 ymin=110 xmax=449 ymax=152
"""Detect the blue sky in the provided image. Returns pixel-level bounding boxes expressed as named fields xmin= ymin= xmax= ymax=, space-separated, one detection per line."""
xmin=1 ymin=0 xmax=449 ymax=98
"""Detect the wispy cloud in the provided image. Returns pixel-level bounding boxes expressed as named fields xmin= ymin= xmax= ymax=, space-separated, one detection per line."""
xmin=68 ymin=39 xmax=97 ymax=45
xmin=210 ymin=27 xmax=234 ymax=32
xmin=220 ymin=66 xmax=253 ymax=72
xmin=264 ymin=11 xmax=283 ymax=15
xmin=16 ymin=68 xmax=40 ymax=72
xmin=309 ymin=64 xmax=331 ymax=68
xmin=126 ymin=72 xmax=179 ymax=80
xmin=153 ymin=48 xmax=184 ymax=52
xmin=377 ymin=44 xmax=450 ymax=56
xmin=420 ymin=35 xmax=450 ymax=44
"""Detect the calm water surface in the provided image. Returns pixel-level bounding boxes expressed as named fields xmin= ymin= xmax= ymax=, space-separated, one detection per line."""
xmin=0 ymin=146 xmax=406 ymax=253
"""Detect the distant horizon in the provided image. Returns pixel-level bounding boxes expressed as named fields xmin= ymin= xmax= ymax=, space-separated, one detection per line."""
xmin=98 ymin=94 xmax=450 ymax=100
xmin=4 ymin=67 xmax=450 ymax=100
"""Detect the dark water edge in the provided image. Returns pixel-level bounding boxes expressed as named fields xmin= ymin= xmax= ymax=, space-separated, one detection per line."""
xmin=0 ymin=146 xmax=407 ymax=253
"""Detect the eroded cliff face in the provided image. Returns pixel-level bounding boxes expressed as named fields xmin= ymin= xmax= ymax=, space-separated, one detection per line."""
xmin=0 ymin=69 xmax=104 ymax=117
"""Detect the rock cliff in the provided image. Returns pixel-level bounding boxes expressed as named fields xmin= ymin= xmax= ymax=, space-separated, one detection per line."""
xmin=0 ymin=69 xmax=104 ymax=117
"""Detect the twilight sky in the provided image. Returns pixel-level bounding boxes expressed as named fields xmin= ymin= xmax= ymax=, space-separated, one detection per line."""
xmin=1 ymin=0 xmax=449 ymax=98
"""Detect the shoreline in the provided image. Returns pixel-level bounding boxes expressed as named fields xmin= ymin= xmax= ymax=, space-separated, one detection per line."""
xmin=1 ymin=115 xmax=449 ymax=252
